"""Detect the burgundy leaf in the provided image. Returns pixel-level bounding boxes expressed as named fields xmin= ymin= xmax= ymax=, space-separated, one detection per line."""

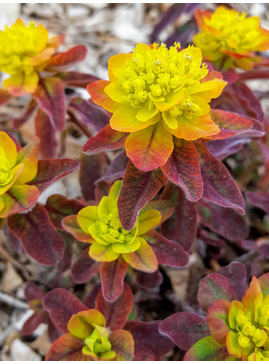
xmin=45 ymin=194 xmax=84 ymax=230
xmin=33 ymin=77 xmax=66 ymax=131
xmin=217 ymin=262 xmax=248 ymax=301
xmin=43 ymin=288 xmax=88 ymax=333
xmin=57 ymin=231 xmax=74 ymax=273
xmin=34 ymin=107 xmax=58 ymax=159
xmin=195 ymin=143 xmax=244 ymax=214
xmin=161 ymin=183 xmax=197 ymax=252
xmin=206 ymin=138 xmax=250 ymax=160
xmin=124 ymin=320 xmax=174 ymax=360
xmin=56 ymin=71 xmax=99 ymax=88
xmin=161 ymin=139 xmax=203 ymax=202
xmin=135 ymin=270 xmax=163 ymax=289
xmin=196 ymin=199 xmax=248 ymax=242
xmin=79 ymin=153 xmax=107 ymax=201
xmin=146 ymin=230 xmax=189 ymax=268
xmin=83 ymin=284 xmax=101 ymax=308
xmin=22 ymin=311 xmax=48 ymax=336
xmin=197 ymin=273 xmax=236 ymax=313
xmin=30 ymin=158 xmax=79 ymax=193
xmin=246 ymin=191 xmax=269 ymax=215
xmin=45 ymin=45 xmax=87 ymax=71
xmin=96 ymin=151 xmax=128 ymax=184
xmin=159 ymin=312 xmax=210 ymax=351
xmin=71 ymin=248 xmax=100 ymax=284
xmin=96 ymin=282 xmax=133 ymax=330
xmin=100 ymin=257 xmax=129 ymax=302
xmin=118 ymin=161 xmax=167 ymax=230
xmin=238 ymin=68 xmax=269 ymax=81
xmin=13 ymin=99 xmax=37 ymax=128
xmin=7 ymin=204 xmax=65 ymax=266
xmin=68 ymin=98 xmax=110 ymax=132
xmin=83 ymin=124 xmax=128 ymax=153
xmin=24 ymin=282 xmax=45 ymax=302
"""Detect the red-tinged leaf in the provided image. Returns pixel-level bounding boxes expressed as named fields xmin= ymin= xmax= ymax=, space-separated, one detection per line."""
xmin=206 ymin=137 xmax=250 ymax=160
xmin=198 ymin=228 xmax=225 ymax=247
xmin=22 ymin=311 xmax=48 ymax=336
xmin=30 ymin=158 xmax=79 ymax=193
xmin=222 ymin=68 xmax=239 ymax=84
xmin=135 ymin=269 xmax=163 ymax=289
xmin=57 ymin=231 xmax=74 ymax=273
xmin=258 ymin=272 xmax=269 ymax=296
xmin=0 ymin=89 xmax=12 ymax=105
xmin=45 ymin=333 xmax=85 ymax=361
xmin=7 ymin=204 xmax=65 ymax=265
xmin=97 ymin=151 xmax=128 ymax=185
xmin=25 ymin=282 xmax=45 ymax=302
xmin=56 ymin=71 xmax=99 ymax=88
xmin=43 ymin=288 xmax=88 ymax=333
xmin=212 ymin=81 xmax=264 ymax=124
xmin=198 ymin=273 xmax=236 ymax=313
xmin=68 ymin=98 xmax=110 ymax=132
xmin=161 ymin=139 xmax=203 ymax=202
xmin=207 ymin=300 xmax=230 ymax=345
xmin=79 ymin=153 xmax=107 ymax=202
xmin=196 ymin=199 xmax=248 ymax=242
xmin=100 ymin=257 xmax=129 ymax=302
xmin=96 ymin=282 xmax=133 ymax=330
xmin=0 ymin=184 xmax=40 ymax=218
xmin=34 ymin=108 xmax=58 ymax=159
xmin=83 ymin=124 xmax=128 ymax=153
xmin=195 ymin=143 xmax=244 ymax=214
xmin=45 ymin=45 xmax=87 ymax=71
xmin=32 ymin=77 xmax=66 ymax=131
xmin=184 ymin=336 xmax=235 ymax=361
xmin=124 ymin=320 xmax=174 ymax=360
xmin=246 ymin=191 xmax=269 ymax=215
xmin=159 ymin=312 xmax=210 ymax=351
xmin=83 ymin=283 xmax=101 ymax=309
xmin=45 ymin=194 xmax=84 ymax=230
xmin=118 ymin=161 xmax=167 ymax=230
xmin=110 ymin=329 xmax=134 ymax=361
xmin=62 ymin=215 xmax=93 ymax=243
xmin=146 ymin=230 xmax=189 ymax=268
xmin=125 ymin=122 xmax=174 ymax=172
xmin=217 ymin=262 xmax=248 ymax=301
xmin=48 ymin=320 xmax=62 ymax=343
xmin=161 ymin=183 xmax=197 ymax=252
xmin=13 ymin=99 xmax=37 ymax=128
xmin=71 ymin=248 xmax=100 ymax=284
xmin=208 ymin=109 xmax=253 ymax=140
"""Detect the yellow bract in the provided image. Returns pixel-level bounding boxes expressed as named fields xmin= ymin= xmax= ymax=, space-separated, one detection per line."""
xmin=0 ymin=19 xmax=57 ymax=95
xmin=194 ymin=6 xmax=269 ymax=70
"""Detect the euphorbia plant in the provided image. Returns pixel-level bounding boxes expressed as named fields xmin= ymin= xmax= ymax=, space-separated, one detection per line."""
xmin=62 ymin=180 xmax=189 ymax=301
xmin=160 ymin=264 xmax=269 ymax=361
xmin=43 ymin=283 xmax=173 ymax=360
xmin=0 ymin=19 xmax=98 ymax=158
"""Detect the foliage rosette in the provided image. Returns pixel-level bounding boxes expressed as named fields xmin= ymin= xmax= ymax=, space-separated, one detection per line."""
xmin=84 ymin=42 xmax=256 ymax=226
xmin=193 ymin=6 xmax=269 ymax=70
xmin=160 ymin=267 xmax=269 ymax=361
xmin=62 ymin=180 xmax=188 ymax=301
xmin=0 ymin=18 xmax=98 ymax=158
xmin=44 ymin=283 xmax=173 ymax=361
xmin=0 ymin=131 xmax=40 ymax=219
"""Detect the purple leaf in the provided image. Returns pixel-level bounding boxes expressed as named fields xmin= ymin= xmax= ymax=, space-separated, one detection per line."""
xmin=118 ymin=161 xmax=167 ymax=230
xmin=71 ymin=248 xmax=100 ymax=284
xmin=13 ymin=99 xmax=37 ymax=128
xmin=159 ymin=312 xmax=210 ymax=351
xmin=161 ymin=183 xmax=197 ymax=252
xmin=197 ymin=273 xmax=236 ymax=313
xmin=43 ymin=288 xmax=88 ymax=333
xmin=22 ymin=311 xmax=48 ymax=336
xmin=217 ymin=262 xmax=248 ymax=301
xmin=7 ymin=204 xmax=65 ymax=266
xmin=246 ymin=191 xmax=269 ymax=215
xmin=135 ymin=270 xmax=163 ymax=289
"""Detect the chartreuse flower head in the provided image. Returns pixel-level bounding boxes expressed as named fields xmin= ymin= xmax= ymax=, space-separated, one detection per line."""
xmin=0 ymin=19 xmax=62 ymax=96
xmin=194 ymin=6 xmax=269 ymax=70
xmin=0 ymin=131 xmax=39 ymax=219
xmin=68 ymin=310 xmax=116 ymax=360
xmin=63 ymin=180 xmax=160 ymax=271
xmin=87 ymin=42 xmax=226 ymax=171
